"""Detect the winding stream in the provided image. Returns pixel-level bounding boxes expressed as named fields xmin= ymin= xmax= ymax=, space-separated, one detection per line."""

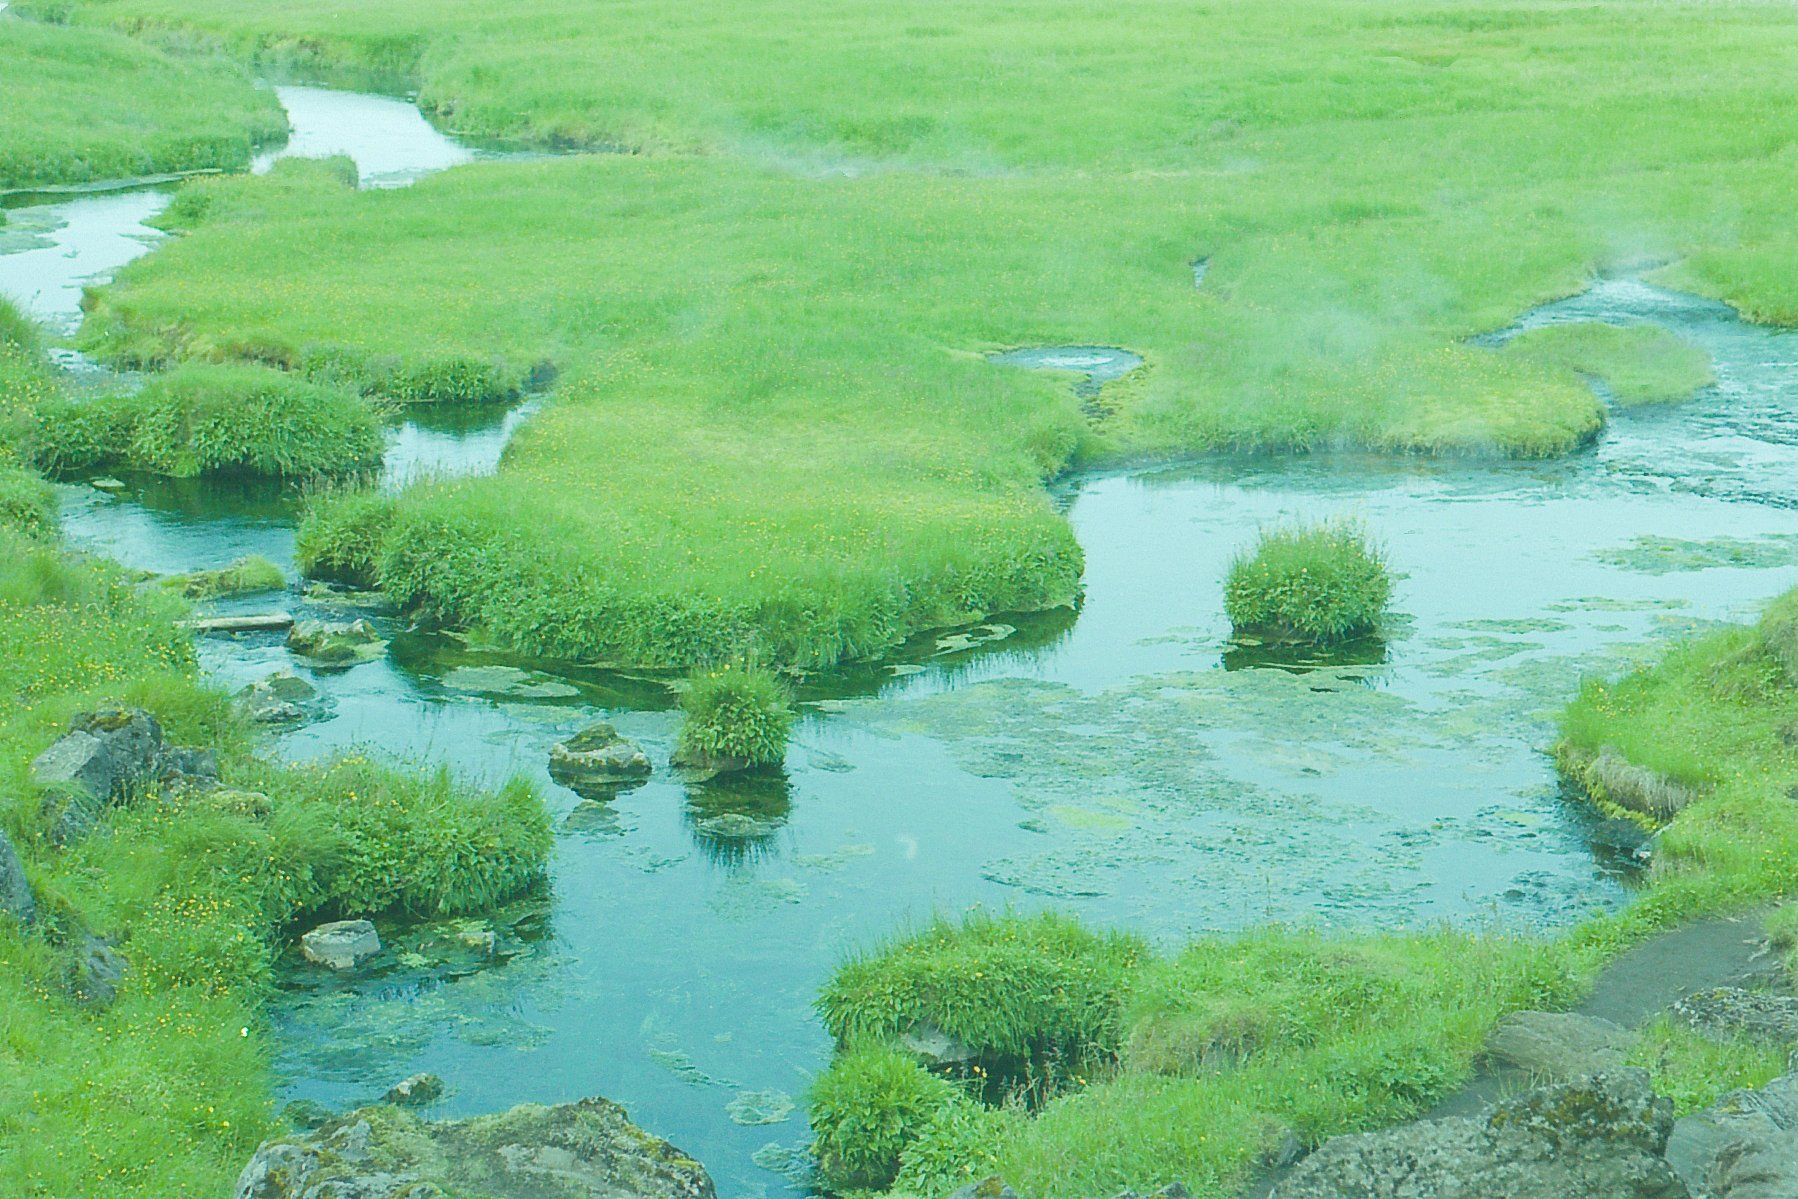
xmin=5 ymin=85 xmax=1798 ymax=1199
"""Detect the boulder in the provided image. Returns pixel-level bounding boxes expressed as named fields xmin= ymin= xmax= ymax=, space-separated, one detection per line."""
xmin=384 ymin=1073 xmax=446 ymax=1106
xmin=1667 ymin=1072 xmax=1798 ymax=1199
xmin=32 ymin=707 xmax=163 ymax=806
xmin=157 ymin=745 xmax=221 ymax=793
xmin=287 ymin=619 xmax=387 ymax=665
xmin=1483 ymin=1010 xmax=1634 ymax=1079
xmin=1271 ymin=1069 xmax=1689 ymax=1199
xmin=239 ymin=672 xmax=319 ymax=724
xmin=301 ymin=919 xmax=382 ymax=971
xmin=234 ymin=1096 xmax=715 ymax=1199
xmin=0 ymin=828 xmax=35 ymax=928
xmin=1672 ymin=987 xmax=1798 ymax=1045
xmin=548 ymin=722 xmax=652 ymax=796
xmin=67 ymin=932 xmax=127 ymax=1008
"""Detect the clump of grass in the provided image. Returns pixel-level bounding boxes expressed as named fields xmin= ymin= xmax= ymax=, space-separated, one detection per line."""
xmin=675 ymin=663 xmax=795 ymax=768
xmin=891 ymin=1094 xmax=1018 ymax=1197
xmin=295 ymin=488 xmax=396 ymax=588
xmin=810 ymin=1044 xmax=962 ymax=1192
xmin=1626 ymin=1015 xmax=1786 ymax=1115
xmin=1503 ymin=322 xmax=1714 ymax=408
xmin=818 ymin=912 xmax=1149 ymax=1070
xmin=24 ymin=364 xmax=383 ymax=480
xmin=159 ymin=554 xmax=286 ymax=599
xmin=1223 ymin=520 xmax=1390 ymax=644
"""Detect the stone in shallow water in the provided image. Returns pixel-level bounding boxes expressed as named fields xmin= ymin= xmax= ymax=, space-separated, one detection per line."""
xmin=548 ymin=721 xmax=653 ymax=795
xmin=384 ymin=1073 xmax=445 ymax=1106
xmin=444 ymin=664 xmax=581 ymax=699
xmin=725 ymin=1089 xmax=794 ymax=1126
xmin=287 ymin=619 xmax=388 ymax=665
xmin=301 ymin=919 xmax=382 ymax=971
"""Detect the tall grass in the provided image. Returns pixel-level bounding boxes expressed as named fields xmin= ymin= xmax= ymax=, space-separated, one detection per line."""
xmin=0 ymin=17 xmax=284 ymax=190
xmin=676 ymin=664 xmax=795 ymax=767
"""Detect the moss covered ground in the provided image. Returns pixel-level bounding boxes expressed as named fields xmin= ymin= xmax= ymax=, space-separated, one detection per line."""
xmin=29 ymin=0 xmax=1798 ymax=664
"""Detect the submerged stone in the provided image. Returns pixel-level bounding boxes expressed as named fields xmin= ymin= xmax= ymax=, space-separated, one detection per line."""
xmin=301 ymin=919 xmax=382 ymax=971
xmin=724 ymin=1089 xmax=794 ymax=1127
xmin=232 ymin=1095 xmax=715 ymax=1199
xmin=445 ymin=664 xmax=582 ymax=699
xmin=287 ymin=618 xmax=388 ymax=665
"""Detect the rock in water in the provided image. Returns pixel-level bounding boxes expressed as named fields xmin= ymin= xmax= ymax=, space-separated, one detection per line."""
xmin=548 ymin=722 xmax=653 ymax=796
xmin=287 ymin=619 xmax=387 ymax=665
xmin=301 ymin=919 xmax=382 ymax=970
xmin=384 ymin=1074 xmax=446 ymax=1106
xmin=1483 ymin=1010 xmax=1634 ymax=1079
xmin=239 ymin=672 xmax=320 ymax=724
xmin=234 ymin=1096 xmax=716 ymax=1199
xmin=0 ymin=829 xmax=35 ymax=928
xmin=1272 ymin=1069 xmax=1690 ymax=1199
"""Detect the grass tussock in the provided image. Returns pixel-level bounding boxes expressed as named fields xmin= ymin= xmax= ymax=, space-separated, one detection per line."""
xmin=159 ymin=554 xmax=285 ymax=599
xmin=1625 ymin=1015 xmax=1786 ymax=1116
xmin=810 ymin=1045 xmax=963 ymax=1192
xmin=1223 ymin=520 xmax=1390 ymax=644
xmin=1502 ymin=322 xmax=1715 ymax=408
xmin=23 ymin=363 xmax=383 ymax=480
xmin=0 ymin=17 xmax=284 ymax=191
xmin=675 ymin=664 xmax=795 ymax=768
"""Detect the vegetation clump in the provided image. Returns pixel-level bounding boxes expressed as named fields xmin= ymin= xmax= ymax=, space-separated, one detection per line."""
xmin=674 ymin=664 xmax=795 ymax=769
xmin=295 ymin=488 xmax=397 ymax=588
xmin=1222 ymin=520 xmax=1390 ymax=645
xmin=818 ymin=912 xmax=1148 ymax=1071
xmin=25 ymin=364 xmax=383 ymax=480
xmin=159 ymin=554 xmax=286 ymax=599
xmin=809 ymin=1044 xmax=962 ymax=1192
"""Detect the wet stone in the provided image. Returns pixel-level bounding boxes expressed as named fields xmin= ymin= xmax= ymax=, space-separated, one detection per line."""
xmin=384 ymin=1073 xmax=446 ymax=1106
xmin=548 ymin=721 xmax=653 ymax=796
xmin=287 ymin=618 xmax=388 ymax=666
xmin=301 ymin=919 xmax=382 ymax=971
xmin=239 ymin=672 xmax=320 ymax=724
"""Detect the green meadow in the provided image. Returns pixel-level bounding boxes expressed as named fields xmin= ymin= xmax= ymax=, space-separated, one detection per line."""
xmin=46 ymin=0 xmax=1798 ymax=664
xmin=0 ymin=17 xmax=282 ymax=191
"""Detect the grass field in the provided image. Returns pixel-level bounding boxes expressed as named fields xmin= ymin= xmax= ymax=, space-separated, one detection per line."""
xmin=0 ymin=16 xmax=283 ymax=191
xmin=44 ymin=0 xmax=1798 ymax=664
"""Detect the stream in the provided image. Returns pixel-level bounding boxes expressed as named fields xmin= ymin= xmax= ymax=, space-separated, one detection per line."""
xmin=4 ymin=84 xmax=1797 ymax=1199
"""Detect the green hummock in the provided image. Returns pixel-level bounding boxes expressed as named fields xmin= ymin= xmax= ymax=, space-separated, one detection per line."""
xmin=1223 ymin=521 xmax=1391 ymax=645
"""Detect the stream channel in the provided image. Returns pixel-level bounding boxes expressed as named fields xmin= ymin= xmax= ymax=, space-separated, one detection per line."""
xmin=3 ymin=83 xmax=1797 ymax=1199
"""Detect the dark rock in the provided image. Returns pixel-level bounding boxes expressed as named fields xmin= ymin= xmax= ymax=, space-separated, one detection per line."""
xmin=287 ymin=619 xmax=387 ymax=665
xmin=158 ymin=745 xmax=221 ymax=793
xmin=32 ymin=707 xmax=163 ymax=807
xmin=384 ymin=1073 xmax=445 ymax=1106
xmin=68 ymin=932 xmax=127 ymax=1008
xmin=239 ymin=672 xmax=319 ymax=724
xmin=1271 ymin=1069 xmax=1689 ymax=1199
xmin=548 ymin=722 xmax=652 ymax=796
xmin=1667 ymin=1073 xmax=1798 ymax=1199
xmin=1484 ymin=1010 xmax=1634 ymax=1079
xmin=0 ymin=828 xmax=35 ymax=928
xmin=947 ymin=1178 xmax=1022 ymax=1199
xmin=300 ymin=919 xmax=382 ymax=970
xmin=233 ymin=1095 xmax=715 ymax=1199
xmin=1672 ymin=987 xmax=1798 ymax=1045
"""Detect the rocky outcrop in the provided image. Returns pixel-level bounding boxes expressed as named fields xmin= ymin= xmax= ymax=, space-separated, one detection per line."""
xmin=32 ymin=708 xmax=219 ymax=844
xmin=287 ymin=619 xmax=387 ymax=665
xmin=1667 ymin=1072 xmax=1798 ymax=1199
xmin=1271 ymin=1069 xmax=1689 ymax=1198
xmin=238 ymin=672 xmax=320 ymax=724
xmin=67 ymin=931 xmax=127 ymax=1008
xmin=0 ymin=829 xmax=35 ymax=928
xmin=300 ymin=919 xmax=382 ymax=971
xmin=234 ymin=1096 xmax=715 ymax=1199
xmin=547 ymin=722 xmax=652 ymax=797
xmin=1671 ymin=987 xmax=1798 ymax=1045
xmin=1483 ymin=1010 xmax=1634 ymax=1079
